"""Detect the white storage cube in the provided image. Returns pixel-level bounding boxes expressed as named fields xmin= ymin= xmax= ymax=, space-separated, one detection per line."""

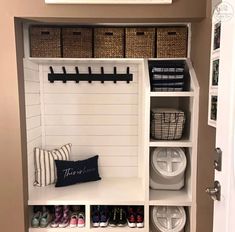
xmin=151 ymin=206 xmax=186 ymax=232
xmin=150 ymin=147 xmax=187 ymax=190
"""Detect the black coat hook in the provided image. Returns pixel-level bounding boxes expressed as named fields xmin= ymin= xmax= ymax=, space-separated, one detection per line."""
xmin=49 ymin=66 xmax=54 ymax=74
xmin=49 ymin=66 xmax=54 ymax=83
xmin=113 ymin=67 xmax=117 ymax=84
xmin=62 ymin=66 xmax=67 ymax=83
xmin=88 ymin=67 xmax=92 ymax=83
xmin=127 ymin=67 xmax=130 ymax=84
xmin=75 ymin=67 xmax=79 ymax=83
xmin=101 ymin=67 xmax=104 ymax=84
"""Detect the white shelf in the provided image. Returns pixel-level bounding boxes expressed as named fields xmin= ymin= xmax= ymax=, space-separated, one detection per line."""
xmin=150 ymin=92 xmax=194 ymax=97
xmin=29 ymin=227 xmax=146 ymax=232
xmin=149 ymin=139 xmax=193 ymax=148
xmin=45 ymin=0 xmax=172 ymax=4
xmin=90 ymin=227 xmax=146 ymax=232
xmin=29 ymin=228 xmax=86 ymax=232
xmin=28 ymin=178 xmax=145 ymax=205
xmin=27 ymin=57 xmax=145 ymax=64
xmin=149 ymin=189 xmax=192 ymax=206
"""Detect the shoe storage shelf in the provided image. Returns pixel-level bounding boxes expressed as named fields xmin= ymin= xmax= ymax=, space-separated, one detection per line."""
xmin=22 ymin=25 xmax=198 ymax=232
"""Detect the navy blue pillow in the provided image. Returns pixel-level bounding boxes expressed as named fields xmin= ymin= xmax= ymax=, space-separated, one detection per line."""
xmin=55 ymin=155 xmax=101 ymax=187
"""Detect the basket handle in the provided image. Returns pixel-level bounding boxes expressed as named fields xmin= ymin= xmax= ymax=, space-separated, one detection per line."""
xmin=73 ymin=31 xmax=82 ymax=35
xmin=136 ymin=31 xmax=145 ymax=36
xmin=163 ymin=112 xmax=179 ymax=123
xmin=105 ymin=32 xmax=114 ymax=36
xmin=41 ymin=31 xmax=50 ymax=35
xmin=168 ymin=31 xmax=177 ymax=35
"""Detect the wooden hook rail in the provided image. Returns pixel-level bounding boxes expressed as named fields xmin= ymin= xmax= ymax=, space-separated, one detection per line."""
xmin=48 ymin=66 xmax=133 ymax=84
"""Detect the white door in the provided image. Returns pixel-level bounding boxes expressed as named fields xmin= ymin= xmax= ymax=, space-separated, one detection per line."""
xmin=211 ymin=1 xmax=235 ymax=231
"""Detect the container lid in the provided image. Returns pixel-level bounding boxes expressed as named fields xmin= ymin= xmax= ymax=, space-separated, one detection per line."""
xmin=151 ymin=147 xmax=187 ymax=178
xmin=152 ymin=206 xmax=186 ymax=232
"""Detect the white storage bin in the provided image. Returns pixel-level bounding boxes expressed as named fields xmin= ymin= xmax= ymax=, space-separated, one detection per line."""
xmin=150 ymin=147 xmax=187 ymax=190
xmin=151 ymin=206 xmax=186 ymax=232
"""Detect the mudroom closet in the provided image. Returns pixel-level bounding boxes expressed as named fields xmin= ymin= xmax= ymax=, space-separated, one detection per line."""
xmin=21 ymin=23 xmax=199 ymax=232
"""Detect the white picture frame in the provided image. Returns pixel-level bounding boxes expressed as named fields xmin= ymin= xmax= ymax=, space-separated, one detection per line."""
xmin=45 ymin=0 xmax=172 ymax=4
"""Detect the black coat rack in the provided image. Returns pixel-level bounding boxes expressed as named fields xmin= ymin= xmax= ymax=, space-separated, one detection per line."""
xmin=48 ymin=66 xmax=133 ymax=84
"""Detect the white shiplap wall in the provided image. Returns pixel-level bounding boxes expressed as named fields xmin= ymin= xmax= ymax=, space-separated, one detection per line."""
xmin=41 ymin=62 xmax=141 ymax=178
xmin=24 ymin=60 xmax=42 ymax=186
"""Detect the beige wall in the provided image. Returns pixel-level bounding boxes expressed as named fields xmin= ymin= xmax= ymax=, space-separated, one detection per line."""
xmin=0 ymin=0 xmax=214 ymax=232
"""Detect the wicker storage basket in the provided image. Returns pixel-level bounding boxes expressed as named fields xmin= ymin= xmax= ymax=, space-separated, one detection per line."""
xmin=125 ymin=28 xmax=155 ymax=58
xmin=157 ymin=27 xmax=188 ymax=58
xmin=94 ymin=28 xmax=124 ymax=58
xmin=151 ymin=108 xmax=186 ymax=140
xmin=30 ymin=26 xmax=61 ymax=58
xmin=62 ymin=28 xmax=93 ymax=58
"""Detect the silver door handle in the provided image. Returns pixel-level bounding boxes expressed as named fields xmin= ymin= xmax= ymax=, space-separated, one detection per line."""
xmin=205 ymin=181 xmax=221 ymax=201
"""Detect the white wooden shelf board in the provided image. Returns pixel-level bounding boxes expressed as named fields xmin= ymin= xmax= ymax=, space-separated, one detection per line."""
xmin=28 ymin=58 xmax=144 ymax=65
xmin=90 ymin=227 xmax=146 ymax=231
xmin=28 ymin=178 xmax=145 ymax=205
xmin=149 ymin=139 xmax=193 ymax=147
xmin=45 ymin=0 xmax=172 ymax=4
xmin=29 ymin=228 xmax=86 ymax=232
xmin=150 ymin=92 xmax=194 ymax=97
xmin=149 ymin=189 xmax=192 ymax=206
xmin=29 ymin=227 xmax=146 ymax=232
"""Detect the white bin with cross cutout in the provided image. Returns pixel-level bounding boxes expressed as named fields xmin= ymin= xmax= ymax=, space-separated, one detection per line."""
xmin=150 ymin=147 xmax=187 ymax=190
xmin=151 ymin=206 xmax=186 ymax=232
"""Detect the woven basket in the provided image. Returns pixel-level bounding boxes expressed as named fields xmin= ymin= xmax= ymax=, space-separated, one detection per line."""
xmin=151 ymin=108 xmax=186 ymax=140
xmin=30 ymin=26 xmax=61 ymax=58
xmin=125 ymin=28 xmax=155 ymax=58
xmin=62 ymin=28 xmax=93 ymax=58
xmin=94 ymin=28 xmax=124 ymax=58
xmin=157 ymin=27 xmax=188 ymax=58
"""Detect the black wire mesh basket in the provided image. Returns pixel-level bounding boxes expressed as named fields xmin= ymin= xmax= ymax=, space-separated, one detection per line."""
xmin=151 ymin=108 xmax=186 ymax=140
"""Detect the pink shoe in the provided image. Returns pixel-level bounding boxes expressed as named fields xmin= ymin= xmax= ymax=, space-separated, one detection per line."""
xmin=77 ymin=212 xmax=85 ymax=228
xmin=69 ymin=213 xmax=78 ymax=228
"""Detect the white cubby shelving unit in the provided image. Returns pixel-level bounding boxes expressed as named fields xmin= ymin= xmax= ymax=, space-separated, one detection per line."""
xmin=143 ymin=58 xmax=199 ymax=232
xmin=23 ymin=57 xmax=199 ymax=232
xmin=22 ymin=21 xmax=199 ymax=232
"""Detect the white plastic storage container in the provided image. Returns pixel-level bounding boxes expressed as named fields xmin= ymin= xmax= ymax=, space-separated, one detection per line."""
xmin=151 ymin=206 xmax=186 ymax=232
xmin=150 ymin=147 xmax=187 ymax=190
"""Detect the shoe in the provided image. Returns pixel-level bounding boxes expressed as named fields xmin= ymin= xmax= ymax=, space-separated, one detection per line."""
xmin=109 ymin=207 xmax=118 ymax=227
xmin=117 ymin=207 xmax=127 ymax=227
xmin=31 ymin=211 xmax=41 ymax=228
xmin=127 ymin=207 xmax=136 ymax=228
xmin=50 ymin=205 xmax=63 ymax=228
xmin=40 ymin=211 xmax=51 ymax=228
xmin=77 ymin=212 xmax=85 ymax=228
xmin=100 ymin=206 xmax=109 ymax=227
xmin=92 ymin=206 xmax=100 ymax=227
xmin=69 ymin=213 xmax=78 ymax=228
xmin=136 ymin=207 xmax=144 ymax=228
xmin=59 ymin=205 xmax=70 ymax=228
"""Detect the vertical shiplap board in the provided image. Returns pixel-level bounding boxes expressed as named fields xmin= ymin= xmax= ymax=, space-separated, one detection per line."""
xmin=42 ymin=61 xmax=141 ymax=178
xmin=23 ymin=59 xmax=41 ymax=187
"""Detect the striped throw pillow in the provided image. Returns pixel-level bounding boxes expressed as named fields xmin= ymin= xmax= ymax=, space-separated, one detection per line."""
xmin=34 ymin=143 xmax=72 ymax=187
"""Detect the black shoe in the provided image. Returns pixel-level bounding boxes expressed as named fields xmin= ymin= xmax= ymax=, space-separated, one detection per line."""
xmin=109 ymin=207 xmax=119 ymax=227
xmin=117 ymin=207 xmax=127 ymax=227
